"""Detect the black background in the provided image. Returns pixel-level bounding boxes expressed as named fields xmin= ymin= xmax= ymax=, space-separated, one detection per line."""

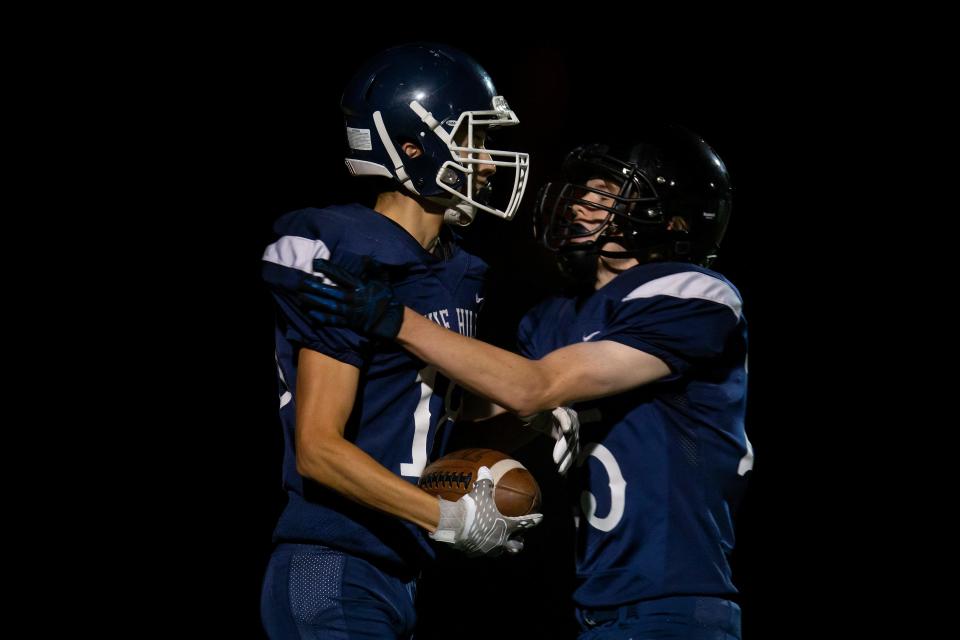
xmin=130 ymin=30 xmax=841 ymax=638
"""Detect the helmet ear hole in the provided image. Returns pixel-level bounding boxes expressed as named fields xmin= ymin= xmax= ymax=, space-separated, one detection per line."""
xmin=667 ymin=216 xmax=690 ymax=232
xmin=398 ymin=139 xmax=424 ymax=159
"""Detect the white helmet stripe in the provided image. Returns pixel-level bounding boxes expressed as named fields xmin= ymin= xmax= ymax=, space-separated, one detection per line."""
xmin=372 ymin=110 xmax=419 ymax=195
xmin=409 ymin=101 xmax=452 ymax=145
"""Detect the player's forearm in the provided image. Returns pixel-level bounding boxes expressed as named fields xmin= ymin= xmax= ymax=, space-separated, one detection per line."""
xmin=396 ymin=308 xmax=560 ymax=415
xmin=296 ymin=438 xmax=440 ymax=532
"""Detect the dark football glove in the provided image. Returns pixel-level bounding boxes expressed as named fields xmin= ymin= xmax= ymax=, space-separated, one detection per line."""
xmin=297 ymin=258 xmax=404 ymax=340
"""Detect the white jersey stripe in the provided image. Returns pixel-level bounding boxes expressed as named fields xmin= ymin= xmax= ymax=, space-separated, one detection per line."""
xmin=622 ymin=271 xmax=742 ymax=320
xmin=263 ymin=235 xmax=332 ymax=275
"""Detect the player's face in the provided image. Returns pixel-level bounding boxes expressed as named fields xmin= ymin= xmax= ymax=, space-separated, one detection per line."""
xmin=567 ymin=177 xmax=621 ymax=244
xmin=453 ymin=127 xmax=496 ymax=192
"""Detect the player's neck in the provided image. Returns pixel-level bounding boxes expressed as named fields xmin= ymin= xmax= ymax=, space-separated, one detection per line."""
xmin=374 ymin=191 xmax=444 ymax=250
xmin=595 ymin=256 xmax=639 ymax=290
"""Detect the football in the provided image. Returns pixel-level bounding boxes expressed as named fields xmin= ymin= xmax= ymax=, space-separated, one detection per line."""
xmin=418 ymin=448 xmax=541 ymax=517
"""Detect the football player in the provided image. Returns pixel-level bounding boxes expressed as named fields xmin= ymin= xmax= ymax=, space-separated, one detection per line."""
xmin=293 ymin=125 xmax=754 ymax=639
xmin=258 ymin=43 xmax=540 ymax=639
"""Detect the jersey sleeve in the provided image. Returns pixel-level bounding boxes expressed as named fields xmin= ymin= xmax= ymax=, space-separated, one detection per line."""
xmin=516 ymin=301 xmax=552 ymax=359
xmin=261 ymin=210 xmax=371 ymax=367
xmin=598 ymin=272 xmax=743 ymax=379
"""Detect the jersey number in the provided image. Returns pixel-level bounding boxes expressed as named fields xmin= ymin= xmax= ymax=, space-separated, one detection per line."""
xmin=400 ymin=366 xmax=458 ymax=478
xmin=577 ymin=443 xmax=627 ymax=532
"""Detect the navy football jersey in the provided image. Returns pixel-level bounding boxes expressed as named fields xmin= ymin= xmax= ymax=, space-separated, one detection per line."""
xmin=518 ymin=262 xmax=753 ymax=608
xmin=262 ymin=204 xmax=486 ymax=579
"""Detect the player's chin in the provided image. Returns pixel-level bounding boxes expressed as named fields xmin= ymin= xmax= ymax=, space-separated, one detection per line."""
xmin=600 ymin=239 xmax=628 ymax=253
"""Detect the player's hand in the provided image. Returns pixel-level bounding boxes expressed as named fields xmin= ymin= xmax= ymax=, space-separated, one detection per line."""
xmin=430 ymin=466 xmax=542 ymax=556
xmin=297 ymin=258 xmax=404 ymax=340
xmin=523 ymin=407 xmax=580 ymax=476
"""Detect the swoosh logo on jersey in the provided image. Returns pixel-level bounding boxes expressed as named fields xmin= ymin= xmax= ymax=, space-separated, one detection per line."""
xmin=476 ymin=294 xmax=485 ymax=304
xmin=582 ymin=330 xmax=601 ymax=341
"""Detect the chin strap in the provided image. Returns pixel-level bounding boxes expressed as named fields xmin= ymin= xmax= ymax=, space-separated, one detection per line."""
xmin=441 ymin=201 xmax=477 ymax=227
xmin=557 ymin=243 xmax=600 ymax=284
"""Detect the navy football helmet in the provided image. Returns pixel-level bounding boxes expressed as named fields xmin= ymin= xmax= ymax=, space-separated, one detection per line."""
xmin=535 ymin=125 xmax=732 ymax=279
xmin=341 ymin=43 xmax=529 ymax=225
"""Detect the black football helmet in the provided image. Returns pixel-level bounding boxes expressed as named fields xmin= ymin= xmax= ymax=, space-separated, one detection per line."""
xmin=535 ymin=125 xmax=732 ymax=281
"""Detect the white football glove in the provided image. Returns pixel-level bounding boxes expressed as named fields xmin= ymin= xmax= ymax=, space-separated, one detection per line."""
xmin=430 ymin=466 xmax=542 ymax=556
xmin=524 ymin=407 xmax=580 ymax=475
